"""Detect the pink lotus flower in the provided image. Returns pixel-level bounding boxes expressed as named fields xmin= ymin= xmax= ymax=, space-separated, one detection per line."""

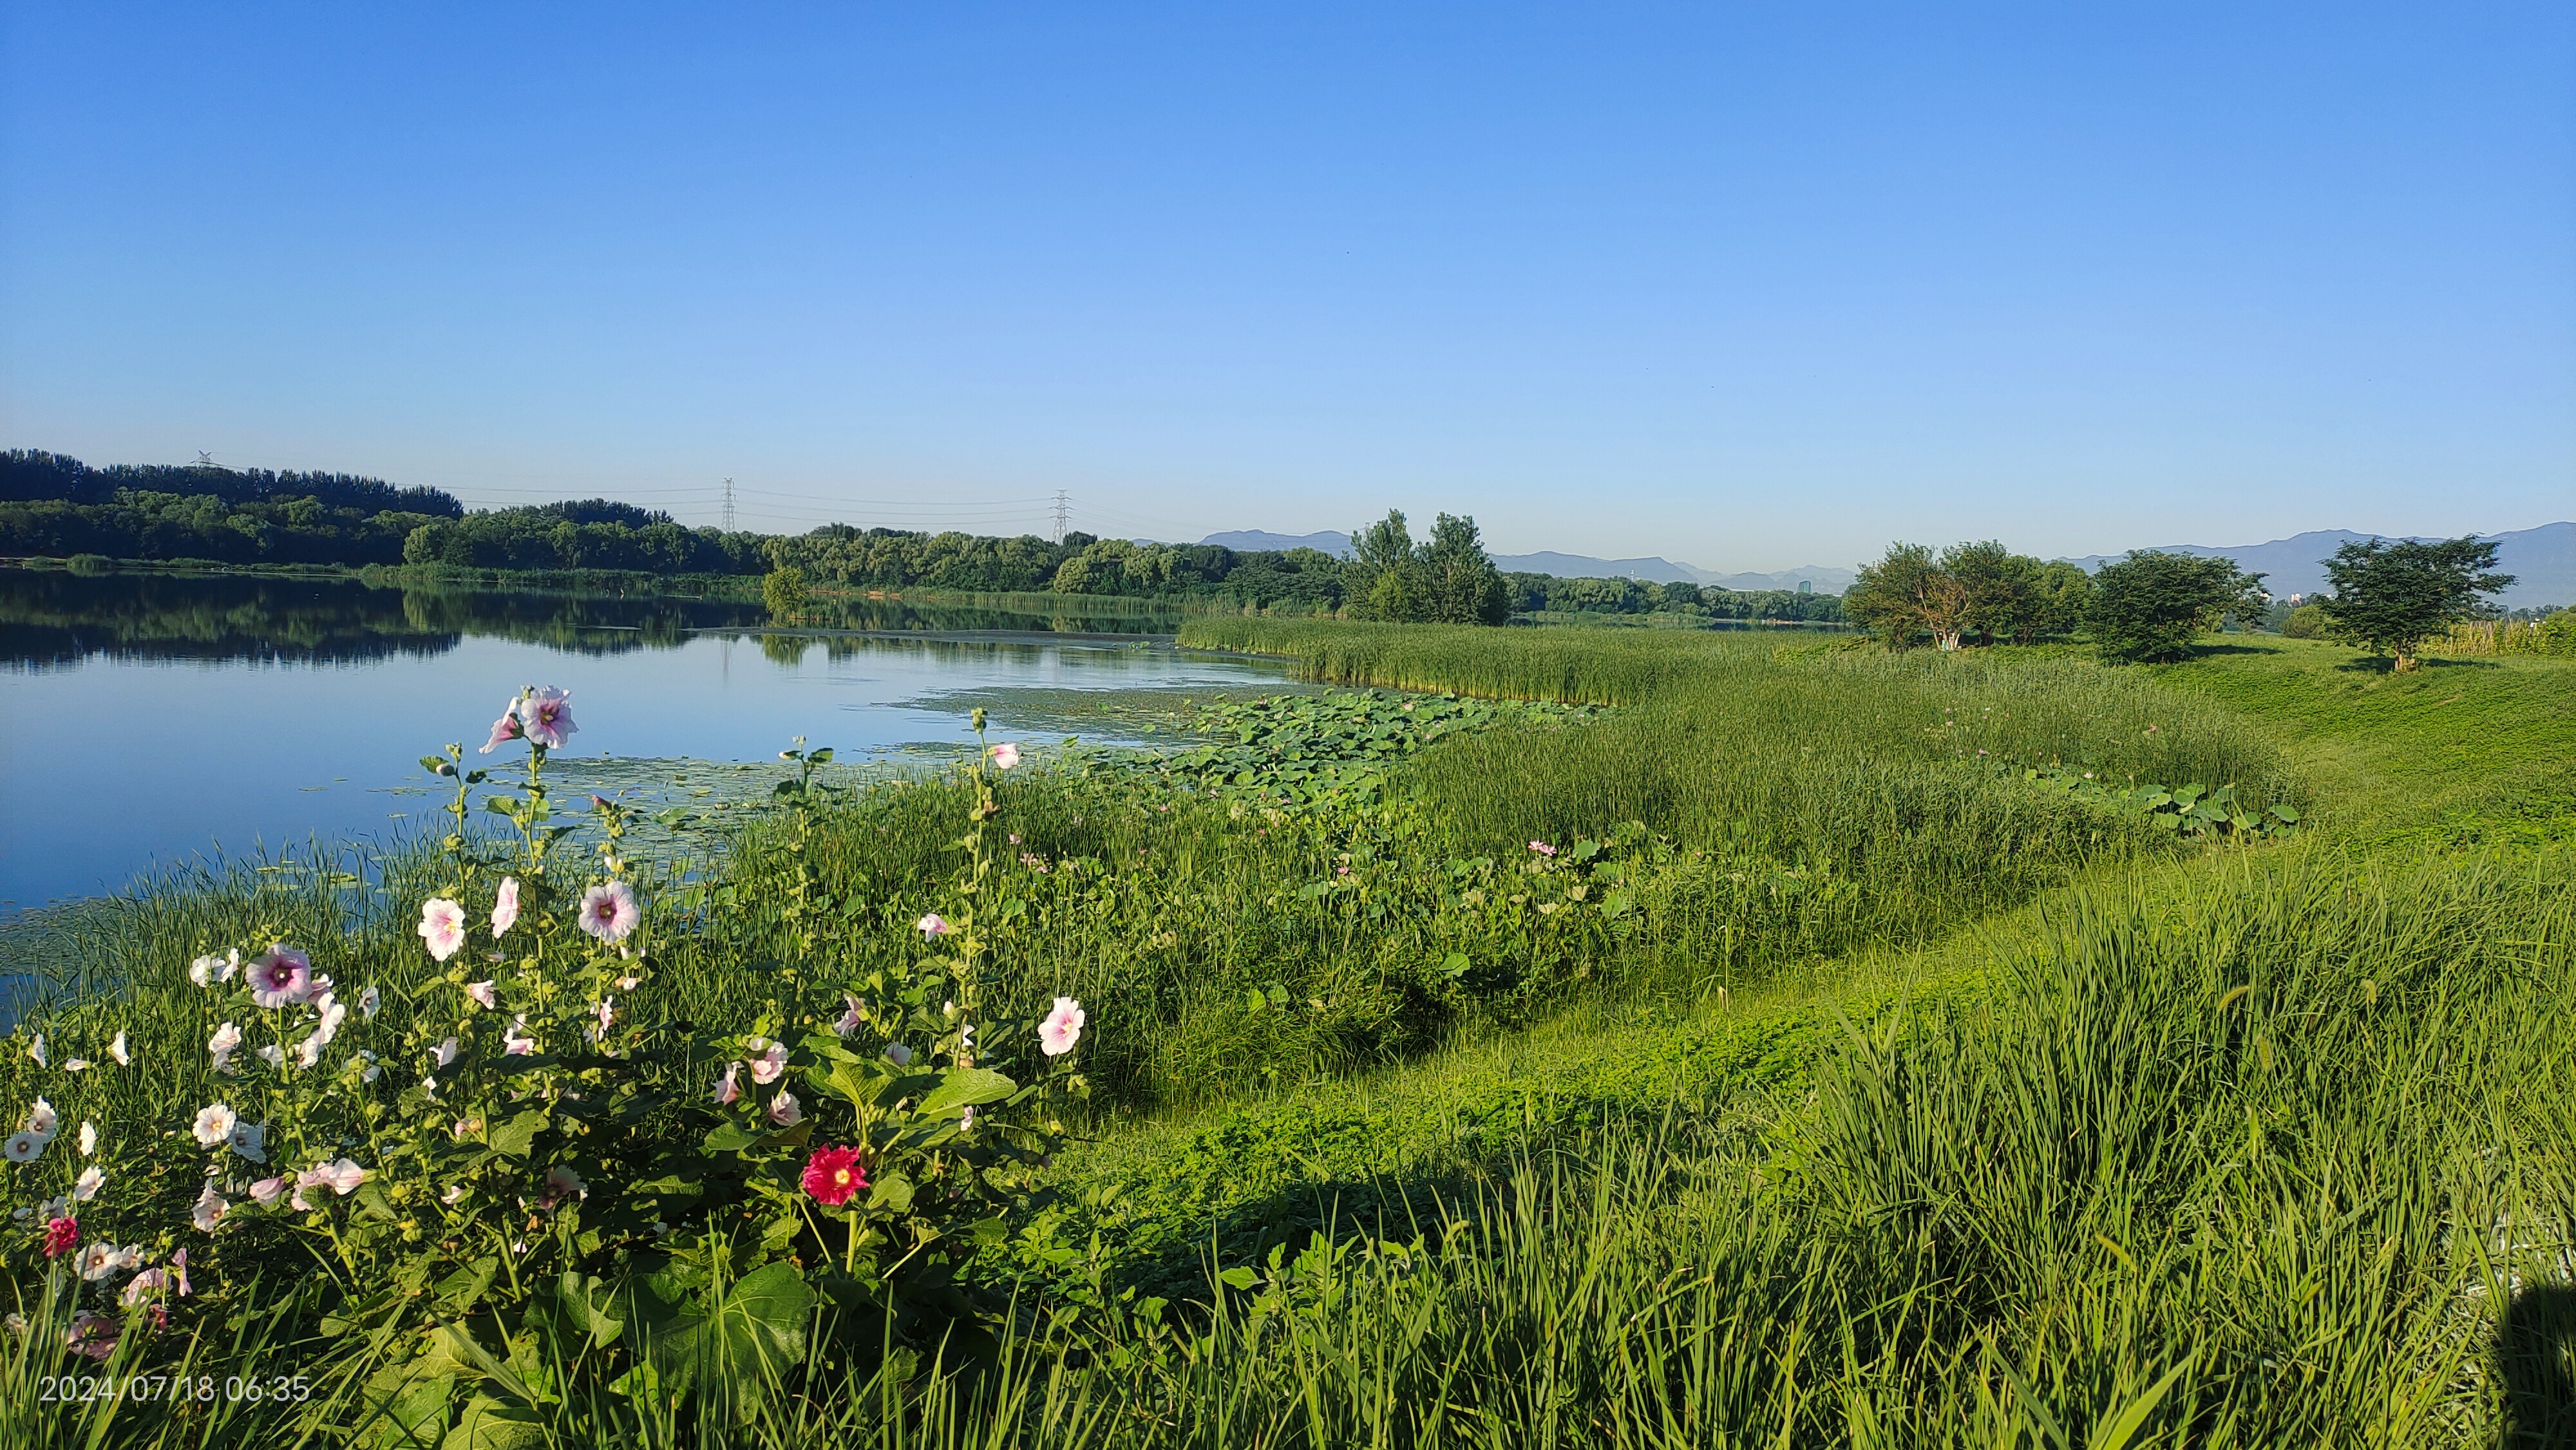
xmin=916 ymin=913 xmax=951 ymax=938
xmin=768 ymin=1089 xmax=803 ymax=1127
xmin=478 ymin=700 xmax=525 ymax=754
xmin=578 ymin=881 xmax=639 ymax=943
xmin=989 ymin=741 xmax=1021 ymax=771
xmin=516 ymin=687 xmax=578 ymax=749
xmin=418 ymin=898 xmax=466 ymax=961
xmin=465 ymin=981 xmax=497 ymax=1010
xmin=713 ymin=1062 xmax=741 ymax=1106
xmin=747 ymin=1037 xmax=788 ymax=1085
xmin=247 ymin=945 xmax=314 ymax=1010
xmin=491 ymin=877 xmax=520 ymax=937
xmin=1038 ymin=996 xmax=1086 ymax=1057
xmin=247 ymin=1177 xmax=287 ymax=1206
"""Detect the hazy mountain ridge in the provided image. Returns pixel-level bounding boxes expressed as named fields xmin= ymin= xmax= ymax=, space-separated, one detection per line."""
xmin=2061 ymin=522 xmax=2573 ymax=608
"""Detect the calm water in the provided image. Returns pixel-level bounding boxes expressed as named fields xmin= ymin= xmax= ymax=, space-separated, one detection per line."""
xmin=0 ymin=569 xmax=1294 ymax=909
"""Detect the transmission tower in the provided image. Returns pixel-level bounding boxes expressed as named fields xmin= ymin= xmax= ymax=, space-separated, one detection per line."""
xmin=721 ymin=478 xmax=735 ymax=532
xmin=1052 ymin=489 xmax=1070 ymax=544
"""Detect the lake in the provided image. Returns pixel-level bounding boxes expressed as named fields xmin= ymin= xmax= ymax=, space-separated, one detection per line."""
xmin=0 ymin=568 xmax=1301 ymax=910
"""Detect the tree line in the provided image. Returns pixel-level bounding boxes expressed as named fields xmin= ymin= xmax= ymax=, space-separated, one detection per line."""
xmin=1847 ymin=536 xmax=2514 ymax=669
xmin=2 ymin=452 xmax=1848 ymax=626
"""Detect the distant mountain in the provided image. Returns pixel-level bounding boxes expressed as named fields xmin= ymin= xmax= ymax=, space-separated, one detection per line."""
xmin=2062 ymin=522 xmax=2573 ymax=608
xmin=1488 ymin=551 xmax=1703 ymax=585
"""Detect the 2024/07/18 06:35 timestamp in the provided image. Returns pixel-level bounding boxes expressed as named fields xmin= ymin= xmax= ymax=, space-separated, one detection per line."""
xmin=40 ymin=1373 xmax=312 ymax=1404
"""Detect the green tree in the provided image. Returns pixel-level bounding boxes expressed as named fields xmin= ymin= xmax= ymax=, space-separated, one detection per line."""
xmin=1419 ymin=513 xmax=1511 ymax=625
xmin=2280 ymin=603 xmax=2327 ymax=639
xmin=2316 ymin=536 xmax=2514 ymax=672
xmin=1845 ymin=542 xmax=1971 ymax=650
xmin=762 ymin=564 xmax=811 ymax=619
xmin=1940 ymin=541 xmax=2044 ymax=646
xmin=2087 ymin=551 xmax=2268 ymax=663
xmin=2032 ymin=560 xmax=2096 ymax=640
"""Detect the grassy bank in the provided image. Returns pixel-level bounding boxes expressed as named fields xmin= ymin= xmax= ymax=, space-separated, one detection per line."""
xmin=3 ymin=623 xmax=2569 ymax=1445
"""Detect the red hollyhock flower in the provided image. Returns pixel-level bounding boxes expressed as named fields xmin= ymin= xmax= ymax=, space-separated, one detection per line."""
xmin=43 ymin=1216 xmax=78 ymax=1257
xmin=802 ymin=1146 xmax=868 ymax=1207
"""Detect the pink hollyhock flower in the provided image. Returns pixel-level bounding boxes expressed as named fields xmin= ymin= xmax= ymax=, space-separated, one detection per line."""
xmin=73 ymin=1165 xmax=106 ymax=1201
xmin=801 ymin=1145 xmax=867 ymax=1207
xmin=713 ymin=1062 xmax=741 ymax=1106
xmin=504 ymin=1017 xmax=536 ymax=1055
xmin=832 ymin=994 xmax=864 ymax=1037
xmin=357 ymin=985 xmax=381 ymax=1019
xmin=25 ymin=1097 xmax=57 ymax=1140
xmin=228 ymin=1119 xmax=267 ymax=1163
xmin=417 ymin=898 xmax=466 ymax=961
xmin=538 ymin=1165 xmax=585 ymax=1210
xmin=1528 ymin=840 xmax=1557 ymax=856
xmin=578 ymin=882 xmax=639 ymax=943
xmin=172 ymin=1247 xmax=191 ymax=1297
xmin=491 ymin=877 xmax=520 ymax=937
xmin=122 ymin=1268 xmax=166 ymax=1308
xmin=316 ymin=1158 xmax=366 ymax=1195
xmin=916 ymin=913 xmax=951 ymax=937
xmin=69 ymin=1312 xmax=116 ymax=1361
xmin=1038 ymin=996 xmax=1086 ymax=1057
xmin=989 ymin=741 xmax=1021 ymax=771
xmin=882 ymin=1042 xmax=914 ymax=1067
xmin=434 ymin=1037 xmax=460 ymax=1067
xmin=191 ymin=1182 xmax=228 ymax=1232
xmin=247 ymin=945 xmax=314 ymax=1010
xmin=768 ymin=1089 xmax=803 ymax=1127
xmin=109 ymin=1031 xmax=129 ymax=1067
xmin=191 ymin=1102 xmax=237 ymax=1148
xmin=747 ymin=1037 xmax=788 ymax=1085
xmin=516 ymin=687 xmax=578 ymax=749
xmin=43 ymin=1216 xmax=77 ymax=1257
xmin=247 ymin=1176 xmax=287 ymax=1206
xmin=464 ymin=981 xmax=497 ymax=1010
xmin=478 ymin=700 xmax=525 ymax=754
xmin=207 ymin=1022 xmax=242 ymax=1071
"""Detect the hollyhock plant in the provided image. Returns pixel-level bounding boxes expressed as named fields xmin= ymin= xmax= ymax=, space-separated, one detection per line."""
xmin=802 ymin=1145 xmax=868 ymax=1207
xmin=73 ymin=1165 xmax=106 ymax=1201
xmin=539 ymin=1165 xmax=585 ymax=1210
xmin=464 ymin=981 xmax=497 ymax=1010
xmin=713 ymin=1063 xmax=741 ymax=1106
xmin=916 ymin=912 xmax=951 ymax=937
xmin=1039 ymin=997 xmax=1086 ymax=1057
xmin=418 ymin=898 xmax=468 ymax=961
xmin=208 ymin=1022 xmax=243 ymax=1071
xmin=109 ymin=1031 xmax=129 ymax=1067
xmin=43 ymin=1216 xmax=77 ymax=1257
xmin=26 ymin=1098 xmax=57 ymax=1140
xmin=229 ymin=1120 xmax=267 ymax=1163
xmin=767 ymin=1089 xmax=803 ymax=1127
xmin=359 ymin=985 xmax=381 ymax=1019
xmin=748 ymin=1037 xmax=788 ymax=1085
xmin=3 ymin=1131 xmax=41 ymax=1164
xmin=192 ymin=1183 xmax=228 ymax=1233
xmin=578 ymin=882 xmax=639 ymax=943
xmin=247 ymin=945 xmax=314 ymax=1009
xmin=989 ymin=741 xmax=1021 ymax=771
xmin=517 ymin=686 xmax=578 ymax=749
xmin=491 ymin=876 xmax=520 ymax=937
xmin=247 ymin=1177 xmax=287 ymax=1207
xmin=78 ymin=1122 xmax=96 ymax=1156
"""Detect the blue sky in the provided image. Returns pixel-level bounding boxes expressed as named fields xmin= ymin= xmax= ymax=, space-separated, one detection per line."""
xmin=3 ymin=3 xmax=2569 ymax=570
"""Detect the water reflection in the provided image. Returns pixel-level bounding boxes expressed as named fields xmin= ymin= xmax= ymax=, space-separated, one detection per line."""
xmin=0 ymin=568 xmax=1194 ymax=671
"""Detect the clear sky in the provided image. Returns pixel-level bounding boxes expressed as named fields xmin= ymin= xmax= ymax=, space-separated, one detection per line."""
xmin=4 ymin=3 xmax=2570 ymax=571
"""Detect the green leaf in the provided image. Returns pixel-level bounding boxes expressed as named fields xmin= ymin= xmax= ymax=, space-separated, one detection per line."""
xmin=448 ymin=1393 xmax=547 ymax=1450
xmin=488 ymin=1108 xmax=548 ymax=1159
xmin=921 ymin=1068 xmax=1018 ymax=1113
xmin=867 ymin=1172 xmax=915 ymax=1214
xmin=1218 ymin=1266 xmax=1258 ymax=1290
xmin=702 ymin=1119 xmax=762 ymax=1153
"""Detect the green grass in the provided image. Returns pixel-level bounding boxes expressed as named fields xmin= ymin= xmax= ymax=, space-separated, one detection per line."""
xmin=4 ymin=621 xmax=2572 ymax=1445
